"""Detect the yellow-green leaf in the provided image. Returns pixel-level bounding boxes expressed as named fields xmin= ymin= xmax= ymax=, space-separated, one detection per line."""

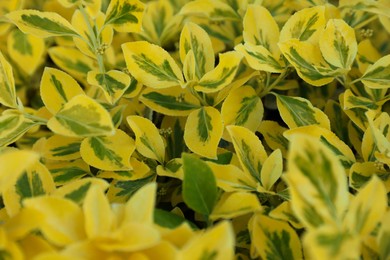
xmin=104 ymin=0 xmax=145 ymax=32
xmin=40 ymin=67 xmax=85 ymax=114
xmin=196 ymin=51 xmax=242 ymax=93
xmin=122 ymin=41 xmax=184 ymax=89
xmin=227 ymin=125 xmax=267 ymax=184
xmin=319 ymin=19 xmax=357 ymax=70
xmin=0 ymin=51 xmax=17 ymax=108
xmin=275 ymin=93 xmax=330 ymax=129
xmin=179 ymin=22 xmax=214 ymax=80
xmin=42 ymin=135 xmax=81 ymax=161
xmin=140 ymin=86 xmax=201 ymax=116
xmin=279 ymin=6 xmax=326 ymax=43
xmin=250 ymin=214 xmax=302 ymax=260
xmin=179 ymin=0 xmax=240 ymax=21
xmin=344 ymin=176 xmax=387 ymax=236
xmin=87 ymin=70 xmax=131 ymax=104
xmin=46 ymin=159 xmax=90 ymax=185
xmin=260 ymin=149 xmax=283 ymax=191
xmin=210 ymin=192 xmax=262 ymax=220
xmin=284 ymin=134 xmax=349 ymax=229
xmin=221 ymin=85 xmax=263 ymax=141
xmin=378 ymin=211 xmax=390 ymax=260
xmin=0 ymin=112 xmax=40 ymax=147
xmin=361 ymin=54 xmax=390 ymax=89
xmin=47 ymin=95 xmax=115 ymax=137
xmin=80 ymin=129 xmax=135 ymax=171
xmin=7 ymin=28 xmax=45 ymax=75
xmin=184 ymin=106 xmax=223 ymax=159
xmin=127 ymin=115 xmax=165 ymax=163
xmin=6 ymin=10 xmax=79 ymax=38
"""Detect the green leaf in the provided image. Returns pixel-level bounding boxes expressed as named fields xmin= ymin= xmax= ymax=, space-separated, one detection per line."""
xmin=104 ymin=0 xmax=145 ymax=32
xmin=182 ymin=153 xmax=218 ymax=217
xmin=154 ymin=208 xmax=197 ymax=229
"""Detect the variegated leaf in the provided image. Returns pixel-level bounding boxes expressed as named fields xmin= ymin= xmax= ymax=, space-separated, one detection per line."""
xmin=127 ymin=115 xmax=165 ymax=163
xmin=251 ymin=214 xmax=302 ymax=260
xmin=349 ymin=162 xmax=390 ymax=191
xmin=42 ymin=135 xmax=81 ymax=161
xmin=260 ymin=149 xmax=283 ymax=191
xmin=257 ymin=120 xmax=289 ymax=157
xmin=104 ymin=0 xmax=145 ymax=32
xmin=87 ymin=70 xmax=131 ymax=105
xmin=179 ymin=0 xmax=240 ymax=21
xmin=47 ymin=95 xmax=115 ymax=138
xmin=139 ymin=86 xmax=201 ymax=117
xmin=40 ymin=67 xmax=85 ymax=114
xmin=378 ymin=211 xmax=390 ymax=260
xmin=344 ymin=176 xmax=387 ymax=236
xmin=196 ymin=51 xmax=242 ymax=93
xmin=98 ymin=157 xmax=150 ymax=181
xmin=285 ymin=134 xmax=349 ymax=229
xmin=362 ymin=112 xmax=390 ymax=162
xmin=275 ymin=93 xmax=330 ymax=129
xmin=279 ymin=6 xmax=326 ymax=43
xmin=221 ymin=85 xmax=263 ymax=141
xmin=80 ymin=129 xmax=135 ymax=171
xmin=46 ymin=159 xmax=90 ymax=185
xmin=210 ymin=192 xmax=262 ymax=220
xmin=0 ymin=51 xmax=17 ymax=108
xmin=361 ymin=54 xmax=390 ymax=89
xmin=122 ymin=41 xmax=184 ymax=89
xmin=269 ymin=201 xmax=303 ymax=229
xmin=356 ymin=39 xmax=381 ymax=74
xmin=227 ymin=125 xmax=268 ymax=184
xmin=343 ymin=89 xmax=379 ymax=111
xmin=179 ymin=22 xmax=214 ymax=80
xmin=3 ymin=161 xmax=55 ymax=217
xmin=184 ymin=106 xmax=223 ymax=159
xmin=7 ymin=29 xmax=45 ymax=75
xmin=6 ymin=10 xmax=79 ymax=38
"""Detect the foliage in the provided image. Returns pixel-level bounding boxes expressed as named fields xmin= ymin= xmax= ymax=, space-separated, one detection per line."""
xmin=0 ymin=0 xmax=388 ymax=259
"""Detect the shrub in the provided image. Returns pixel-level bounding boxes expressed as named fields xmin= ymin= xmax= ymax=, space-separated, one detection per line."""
xmin=0 ymin=0 xmax=389 ymax=259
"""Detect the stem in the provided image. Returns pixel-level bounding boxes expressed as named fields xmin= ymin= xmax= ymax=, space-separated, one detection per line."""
xmin=260 ymin=69 xmax=291 ymax=97
xmin=24 ymin=113 xmax=48 ymax=124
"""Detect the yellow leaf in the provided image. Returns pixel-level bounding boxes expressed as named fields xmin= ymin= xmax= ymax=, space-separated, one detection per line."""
xmin=122 ymin=41 xmax=184 ymax=89
xmin=0 ymin=0 xmax=23 ymax=35
xmin=104 ymin=0 xmax=145 ymax=33
xmin=357 ymin=39 xmax=381 ymax=74
xmin=269 ymin=201 xmax=304 ymax=229
xmin=377 ymin=210 xmax=390 ymax=260
xmin=45 ymin=159 xmax=90 ymax=185
xmin=344 ymin=176 xmax=387 ymax=236
xmin=40 ymin=67 xmax=85 ymax=114
xmin=319 ymin=19 xmax=357 ymax=69
xmin=179 ymin=0 xmax=240 ymax=21
xmin=260 ymin=149 xmax=283 ymax=191
xmin=180 ymin=221 xmax=235 ymax=260
xmin=127 ymin=115 xmax=165 ymax=163
xmin=47 ymin=95 xmax=115 ymax=137
xmin=83 ymin=185 xmax=113 ymax=238
xmin=361 ymin=54 xmax=390 ymax=89
xmin=97 ymin=157 xmax=150 ymax=181
xmin=0 ymin=51 xmax=17 ymax=108
xmin=4 ymin=208 xmax=43 ymax=240
xmin=257 ymin=120 xmax=289 ymax=158
xmin=210 ymin=192 xmax=262 ymax=220
xmin=7 ymin=29 xmax=45 ymax=75
xmin=184 ymin=106 xmax=223 ymax=159
xmin=80 ymin=129 xmax=135 ymax=171
xmin=42 ymin=135 xmax=82 ymax=161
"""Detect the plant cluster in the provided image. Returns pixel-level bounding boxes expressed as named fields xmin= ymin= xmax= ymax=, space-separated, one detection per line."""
xmin=0 ymin=0 xmax=389 ymax=259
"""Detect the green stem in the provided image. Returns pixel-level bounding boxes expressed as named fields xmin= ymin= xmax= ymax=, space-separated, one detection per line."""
xmin=24 ymin=113 xmax=48 ymax=124
xmin=260 ymin=69 xmax=291 ymax=97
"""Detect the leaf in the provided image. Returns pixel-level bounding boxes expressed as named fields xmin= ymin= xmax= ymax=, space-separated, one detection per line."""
xmin=139 ymin=86 xmax=201 ymax=116
xmin=83 ymin=185 xmax=113 ymax=238
xmin=284 ymin=125 xmax=356 ymax=169
xmin=47 ymin=95 xmax=115 ymax=138
xmin=46 ymin=159 xmax=90 ymax=185
xmin=6 ymin=10 xmax=79 ymax=38
xmin=227 ymin=125 xmax=268 ymax=184
xmin=221 ymin=85 xmax=263 ymax=141
xmin=269 ymin=201 xmax=304 ymax=229
xmin=154 ymin=209 xmax=195 ymax=229
xmin=0 ymin=51 xmax=17 ymax=108
xmin=179 ymin=22 xmax=214 ymax=80
xmin=235 ymin=43 xmax=283 ymax=73
xmin=279 ymin=6 xmax=326 ymax=43
xmin=43 ymin=135 xmax=81 ymax=161
xmin=0 ymin=112 xmax=40 ymax=147
xmin=275 ymin=93 xmax=330 ymax=129
xmin=378 ymin=211 xmax=390 ymax=260
xmin=196 ymin=51 xmax=243 ymax=93
xmin=104 ymin=0 xmax=145 ymax=32
xmin=122 ymin=41 xmax=184 ymax=89
xmin=278 ymin=40 xmax=335 ymax=86
xmin=87 ymin=70 xmax=131 ymax=104
xmin=97 ymin=157 xmax=150 ymax=181
xmin=107 ymin=175 xmax=154 ymax=202
xmin=319 ymin=19 xmax=357 ymax=70
xmin=284 ymin=134 xmax=349 ymax=229
xmin=182 ymin=153 xmax=218 ymax=217
xmin=250 ymin=214 xmax=302 ymax=260
xmin=184 ymin=106 xmax=223 ymax=159
xmin=343 ymin=89 xmax=379 ymax=110
xmin=40 ymin=67 xmax=85 ymax=114
xmin=0 ymin=150 xmax=39 ymax=195
xmin=210 ymin=192 xmax=262 ymax=220
xmin=257 ymin=120 xmax=289 ymax=158
xmin=243 ymin=4 xmax=280 ymax=56
xmin=80 ymin=129 xmax=135 ymax=171
xmin=3 ymin=161 xmax=55 ymax=217
xmin=361 ymin=54 xmax=390 ymax=89
xmin=357 ymin=39 xmax=382 ymax=74
xmin=179 ymin=0 xmax=240 ymax=21
xmin=260 ymin=149 xmax=283 ymax=191
xmin=7 ymin=28 xmax=45 ymax=75
xmin=344 ymin=176 xmax=387 ymax=237
xmin=181 ymin=221 xmax=235 ymax=260
xmin=127 ymin=115 xmax=165 ymax=163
